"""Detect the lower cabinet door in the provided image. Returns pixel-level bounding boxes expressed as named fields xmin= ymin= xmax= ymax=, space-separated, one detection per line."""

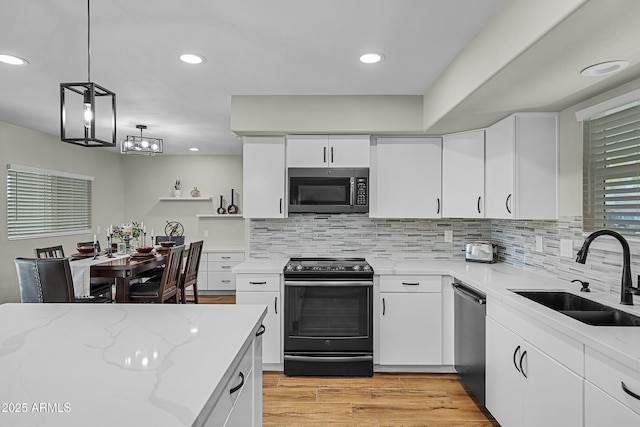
xmin=585 ymin=381 xmax=640 ymax=427
xmin=225 ymin=368 xmax=254 ymax=427
xmin=236 ymin=291 xmax=281 ymax=365
xmin=486 ymin=317 xmax=524 ymax=427
xmin=379 ymin=292 xmax=442 ymax=365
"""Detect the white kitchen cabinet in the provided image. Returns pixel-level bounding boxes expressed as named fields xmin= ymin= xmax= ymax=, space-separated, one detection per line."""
xmin=198 ymin=251 xmax=245 ymax=292
xmin=378 ymin=275 xmax=442 ymax=366
xmin=371 ymin=137 xmax=442 ymax=218
xmin=442 ymin=130 xmax=485 ymax=218
xmin=585 ymin=381 xmax=640 ymax=427
xmin=485 ymin=113 xmax=558 ymax=219
xmin=242 ymin=136 xmax=286 ymax=218
xmin=486 ymin=317 xmax=583 ymax=427
xmin=286 ymin=135 xmax=370 ymax=168
xmin=236 ymin=274 xmax=282 ymax=366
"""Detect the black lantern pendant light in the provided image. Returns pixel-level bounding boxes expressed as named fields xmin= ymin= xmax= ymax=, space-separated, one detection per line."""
xmin=60 ymin=0 xmax=116 ymax=147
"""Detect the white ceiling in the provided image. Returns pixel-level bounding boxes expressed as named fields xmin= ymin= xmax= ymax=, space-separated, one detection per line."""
xmin=3 ymin=0 xmax=640 ymax=156
xmin=0 ymin=0 xmax=503 ymax=155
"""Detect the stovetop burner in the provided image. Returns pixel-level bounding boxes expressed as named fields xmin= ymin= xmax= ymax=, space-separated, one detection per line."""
xmin=284 ymin=257 xmax=373 ymax=279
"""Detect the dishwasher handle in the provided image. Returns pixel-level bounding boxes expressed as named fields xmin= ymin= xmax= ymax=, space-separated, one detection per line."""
xmin=452 ymin=282 xmax=486 ymax=305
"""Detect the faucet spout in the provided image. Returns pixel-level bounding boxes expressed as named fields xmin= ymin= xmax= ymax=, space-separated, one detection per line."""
xmin=576 ymin=229 xmax=634 ymax=305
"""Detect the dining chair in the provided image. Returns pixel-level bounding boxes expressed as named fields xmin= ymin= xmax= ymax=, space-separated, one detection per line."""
xmin=155 ymin=235 xmax=185 ymax=246
xmin=129 ymin=245 xmax=184 ymax=303
xmin=179 ymin=240 xmax=204 ymax=304
xmin=77 ymin=241 xmax=101 ymax=252
xmin=34 ymin=245 xmax=65 ymax=259
xmin=35 ymin=244 xmax=113 ymax=300
xmin=14 ymin=258 xmax=111 ymax=303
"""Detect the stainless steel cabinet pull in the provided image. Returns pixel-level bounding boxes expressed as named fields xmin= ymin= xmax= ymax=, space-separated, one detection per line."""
xmin=274 ymin=296 xmax=278 ymax=314
xmin=229 ymin=372 xmax=245 ymax=395
xmin=249 ymin=281 xmax=267 ymax=285
xmin=621 ymin=381 xmax=640 ymax=401
xmin=402 ymin=282 xmax=420 ymax=286
xmin=506 ymin=194 xmax=512 ymax=214
xmin=256 ymin=324 xmax=266 ymax=337
xmin=513 ymin=345 xmax=521 ymax=372
xmin=519 ymin=350 xmax=528 ymax=378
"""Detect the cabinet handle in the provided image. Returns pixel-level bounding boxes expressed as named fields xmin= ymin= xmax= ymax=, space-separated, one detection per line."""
xmin=222 ymin=265 xmax=231 ymax=269
xmin=249 ymin=281 xmax=267 ymax=285
xmin=382 ymin=297 xmax=386 ymax=315
xmin=437 ymin=198 xmax=440 ymax=214
xmin=280 ymin=198 xmax=283 ymax=214
xmin=621 ymin=382 xmax=640 ymax=401
xmin=506 ymin=194 xmax=512 ymax=214
xmin=519 ymin=350 xmax=528 ymax=378
xmin=323 ymin=147 xmax=327 ymax=163
xmin=513 ymin=345 xmax=521 ymax=372
xmin=477 ymin=196 xmax=482 ymax=214
xmin=221 ymin=280 xmax=231 ymax=283
xmin=402 ymin=282 xmax=420 ymax=286
xmin=331 ymin=146 xmax=334 ymax=163
xmin=221 ymin=256 xmax=231 ymax=260
xmin=274 ymin=296 xmax=278 ymax=314
xmin=229 ymin=372 xmax=245 ymax=395
xmin=256 ymin=324 xmax=266 ymax=337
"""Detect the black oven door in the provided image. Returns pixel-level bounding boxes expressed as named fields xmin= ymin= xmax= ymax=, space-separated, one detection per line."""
xmin=284 ymin=281 xmax=373 ymax=353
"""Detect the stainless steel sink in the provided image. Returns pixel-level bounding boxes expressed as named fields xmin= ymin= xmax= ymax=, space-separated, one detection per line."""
xmin=511 ymin=291 xmax=640 ymax=326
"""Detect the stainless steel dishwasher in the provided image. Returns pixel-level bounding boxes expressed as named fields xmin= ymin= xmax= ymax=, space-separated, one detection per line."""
xmin=452 ymin=280 xmax=487 ymax=409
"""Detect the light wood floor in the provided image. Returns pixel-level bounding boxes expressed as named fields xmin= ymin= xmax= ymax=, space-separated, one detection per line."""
xmin=200 ymin=294 xmax=498 ymax=426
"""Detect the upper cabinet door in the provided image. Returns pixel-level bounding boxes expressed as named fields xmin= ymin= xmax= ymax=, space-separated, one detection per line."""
xmin=286 ymin=135 xmax=330 ymax=167
xmin=373 ymin=137 xmax=442 ymax=218
xmin=328 ymin=135 xmax=370 ymax=167
xmin=485 ymin=116 xmax=516 ymax=219
xmin=286 ymin=135 xmax=370 ymax=168
xmin=442 ymin=130 xmax=485 ymax=218
xmin=485 ymin=113 xmax=558 ymax=220
xmin=243 ymin=137 xmax=286 ymax=218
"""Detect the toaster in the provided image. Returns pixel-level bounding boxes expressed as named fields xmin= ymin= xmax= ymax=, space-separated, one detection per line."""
xmin=465 ymin=241 xmax=498 ymax=263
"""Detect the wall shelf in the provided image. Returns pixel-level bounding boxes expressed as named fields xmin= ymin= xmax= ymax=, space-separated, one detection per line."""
xmin=196 ymin=214 xmax=244 ymax=218
xmin=158 ymin=197 xmax=212 ymax=201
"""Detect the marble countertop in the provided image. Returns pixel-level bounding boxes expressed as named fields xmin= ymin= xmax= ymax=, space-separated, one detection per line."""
xmin=233 ymin=257 xmax=289 ymax=274
xmin=0 ymin=303 xmax=266 ymax=427
xmin=202 ymin=246 xmax=246 ymax=253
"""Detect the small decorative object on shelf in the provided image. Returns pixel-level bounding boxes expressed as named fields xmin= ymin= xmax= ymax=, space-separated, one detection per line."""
xmin=227 ymin=189 xmax=239 ymax=214
xmin=165 ymin=220 xmax=184 ymax=237
xmin=217 ymin=195 xmax=226 ymax=214
xmin=173 ymin=180 xmax=181 ymax=197
xmin=190 ymin=187 xmax=201 ymax=198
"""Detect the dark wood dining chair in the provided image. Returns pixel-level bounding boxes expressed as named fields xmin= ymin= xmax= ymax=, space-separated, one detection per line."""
xmin=77 ymin=241 xmax=101 ymax=252
xmin=14 ymin=258 xmax=110 ymax=303
xmin=35 ymin=244 xmax=113 ymax=300
xmin=35 ymin=245 xmax=65 ymax=259
xmin=129 ymin=245 xmax=184 ymax=303
xmin=179 ymin=240 xmax=204 ymax=304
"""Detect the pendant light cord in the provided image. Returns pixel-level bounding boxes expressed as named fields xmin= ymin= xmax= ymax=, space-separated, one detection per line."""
xmin=87 ymin=0 xmax=91 ymax=82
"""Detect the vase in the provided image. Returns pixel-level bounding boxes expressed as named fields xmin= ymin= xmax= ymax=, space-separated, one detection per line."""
xmin=173 ymin=189 xmax=182 ymax=198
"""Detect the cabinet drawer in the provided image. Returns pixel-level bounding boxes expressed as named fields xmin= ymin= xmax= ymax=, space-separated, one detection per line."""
xmin=236 ymin=274 xmax=280 ymax=292
xmin=585 ymin=347 xmax=640 ymax=416
xmin=207 ymin=252 xmax=245 ymax=262
xmin=204 ymin=342 xmax=254 ymax=426
xmin=207 ymin=272 xmax=236 ymax=291
xmin=208 ymin=261 xmax=241 ymax=272
xmin=379 ymin=275 xmax=441 ymax=293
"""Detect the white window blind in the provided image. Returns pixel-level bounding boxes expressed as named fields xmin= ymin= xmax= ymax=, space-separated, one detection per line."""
xmin=7 ymin=165 xmax=93 ymax=239
xmin=583 ymin=101 xmax=640 ymax=235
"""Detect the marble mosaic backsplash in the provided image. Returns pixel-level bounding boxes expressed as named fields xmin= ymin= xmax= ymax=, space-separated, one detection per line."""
xmin=249 ymin=214 xmax=640 ymax=295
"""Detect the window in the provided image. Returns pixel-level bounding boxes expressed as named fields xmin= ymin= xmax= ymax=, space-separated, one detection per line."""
xmin=7 ymin=164 xmax=93 ymax=239
xmin=583 ymin=101 xmax=640 ymax=235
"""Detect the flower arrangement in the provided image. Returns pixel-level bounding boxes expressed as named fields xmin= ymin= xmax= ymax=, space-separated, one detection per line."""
xmin=111 ymin=222 xmax=144 ymax=241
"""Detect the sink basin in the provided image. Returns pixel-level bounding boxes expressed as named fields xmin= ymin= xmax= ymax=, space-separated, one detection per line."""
xmin=511 ymin=291 xmax=640 ymax=326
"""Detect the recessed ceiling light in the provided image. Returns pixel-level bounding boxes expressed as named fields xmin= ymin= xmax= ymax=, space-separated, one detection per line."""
xmin=580 ymin=60 xmax=629 ymax=77
xmin=189 ymin=147 xmax=200 ymax=152
xmin=359 ymin=53 xmax=385 ymax=64
xmin=0 ymin=54 xmax=29 ymax=66
xmin=180 ymin=54 xmax=206 ymax=65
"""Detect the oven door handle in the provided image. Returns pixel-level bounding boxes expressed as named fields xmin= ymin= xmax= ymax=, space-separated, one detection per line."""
xmin=284 ymin=355 xmax=373 ymax=363
xmin=284 ymin=281 xmax=373 ymax=287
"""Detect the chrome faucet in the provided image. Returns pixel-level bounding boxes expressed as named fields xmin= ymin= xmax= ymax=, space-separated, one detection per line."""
xmin=576 ymin=229 xmax=638 ymax=305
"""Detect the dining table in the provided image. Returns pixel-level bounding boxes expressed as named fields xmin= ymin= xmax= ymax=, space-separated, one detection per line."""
xmin=88 ymin=252 xmax=167 ymax=302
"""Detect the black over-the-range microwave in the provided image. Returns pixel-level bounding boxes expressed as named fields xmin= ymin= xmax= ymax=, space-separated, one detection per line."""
xmin=288 ymin=167 xmax=369 ymax=214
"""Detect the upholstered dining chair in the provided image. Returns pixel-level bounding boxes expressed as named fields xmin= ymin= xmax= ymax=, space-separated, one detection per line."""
xmin=14 ymin=258 xmax=110 ymax=303
xmin=179 ymin=240 xmax=204 ymax=304
xmin=35 ymin=244 xmax=113 ymax=300
xmin=155 ymin=235 xmax=185 ymax=246
xmin=129 ymin=245 xmax=184 ymax=303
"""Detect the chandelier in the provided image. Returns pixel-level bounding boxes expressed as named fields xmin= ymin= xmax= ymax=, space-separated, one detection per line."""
xmin=60 ymin=0 xmax=116 ymax=147
xmin=121 ymin=125 xmax=163 ymax=155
